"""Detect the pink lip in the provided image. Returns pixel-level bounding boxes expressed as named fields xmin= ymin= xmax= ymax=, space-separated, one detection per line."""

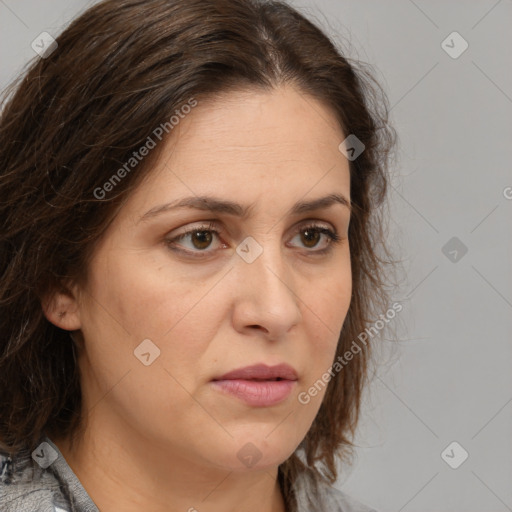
xmin=211 ymin=364 xmax=298 ymax=407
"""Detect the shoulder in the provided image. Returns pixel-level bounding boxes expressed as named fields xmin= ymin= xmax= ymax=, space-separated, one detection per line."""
xmin=293 ymin=471 xmax=378 ymax=512
xmin=0 ymin=440 xmax=75 ymax=512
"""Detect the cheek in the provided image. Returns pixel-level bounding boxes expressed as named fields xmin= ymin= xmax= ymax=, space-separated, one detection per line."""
xmin=306 ymin=263 xmax=351 ymax=331
xmin=80 ymin=251 xmax=224 ymax=387
xmin=76 ymin=258 xmax=226 ymax=446
xmin=302 ymin=265 xmax=352 ymax=375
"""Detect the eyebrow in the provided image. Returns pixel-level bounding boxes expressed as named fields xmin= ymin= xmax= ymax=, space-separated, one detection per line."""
xmin=138 ymin=193 xmax=351 ymax=223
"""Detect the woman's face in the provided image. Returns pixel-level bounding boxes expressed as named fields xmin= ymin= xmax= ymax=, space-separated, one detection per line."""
xmin=63 ymin=84 xmax=352 ymax=472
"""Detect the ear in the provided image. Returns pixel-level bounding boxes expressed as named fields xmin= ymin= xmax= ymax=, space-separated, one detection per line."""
xmin=41 ymin=282 xmax=82 ymax=331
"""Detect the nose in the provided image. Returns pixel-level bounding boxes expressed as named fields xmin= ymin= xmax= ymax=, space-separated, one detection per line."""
xmin=230 ymin=238 xmax=302 ymax=340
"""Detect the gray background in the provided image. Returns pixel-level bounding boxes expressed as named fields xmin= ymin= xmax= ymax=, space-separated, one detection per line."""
xmin=1 ymin=1 xmax=511 ymax=511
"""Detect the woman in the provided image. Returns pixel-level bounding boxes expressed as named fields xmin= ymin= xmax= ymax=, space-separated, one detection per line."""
xmin=0 ymin=0 xmax=398 ymax=510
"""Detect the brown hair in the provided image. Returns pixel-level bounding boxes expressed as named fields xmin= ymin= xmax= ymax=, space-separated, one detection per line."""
xmin=0 ymin=0 xmax=398 ymax=508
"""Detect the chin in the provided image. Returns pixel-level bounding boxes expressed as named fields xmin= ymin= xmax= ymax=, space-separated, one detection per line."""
xmin=213 ymin=432 xmax=299 ymax=472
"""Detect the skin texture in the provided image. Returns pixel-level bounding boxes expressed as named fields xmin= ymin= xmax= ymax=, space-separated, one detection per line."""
xmin=44 ymin=84 xmax=352 ymax=512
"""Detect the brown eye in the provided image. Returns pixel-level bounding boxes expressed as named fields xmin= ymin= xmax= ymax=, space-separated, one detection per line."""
xmin=288 ymin=224 xmax=340 ymax=254
xmin=189 ymin=230 xmax=213 ymax=250
xmin=164 ymin=221 xmax=226 ymax=258
xmin=301 ymin=228 xmax=321 ymax=248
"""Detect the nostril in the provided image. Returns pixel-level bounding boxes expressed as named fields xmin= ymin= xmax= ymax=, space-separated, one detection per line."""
xmin=248 ymin=325 xmax=266 ymax=330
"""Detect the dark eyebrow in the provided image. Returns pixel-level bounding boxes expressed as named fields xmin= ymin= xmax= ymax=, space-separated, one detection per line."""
xmin=138 ymin=193 xmax=351 ymax=224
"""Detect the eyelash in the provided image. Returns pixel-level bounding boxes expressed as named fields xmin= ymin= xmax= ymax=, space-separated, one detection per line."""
xmin=164 ymin=221 xmax=343 ymax=259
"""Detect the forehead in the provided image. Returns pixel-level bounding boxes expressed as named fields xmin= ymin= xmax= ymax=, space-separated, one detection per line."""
xmin=127 ymin=85 xmax=350 ymax=214
xmin=173 ymin=84 xmax=344 ymax=156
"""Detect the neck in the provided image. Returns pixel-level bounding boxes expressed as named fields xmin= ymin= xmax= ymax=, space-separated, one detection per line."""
xmin=51 ymin=423 xmax=287 ymax=512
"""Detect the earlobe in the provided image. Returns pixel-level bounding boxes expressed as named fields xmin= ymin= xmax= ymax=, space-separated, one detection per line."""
xmin=41 ymin=285 xmax=82 ymax=331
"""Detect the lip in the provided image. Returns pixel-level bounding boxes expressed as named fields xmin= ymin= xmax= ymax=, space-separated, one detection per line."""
xmin=214 ymin=363 xmax=298 ymax=381
xmin=211 ymin=363 xmax=298 ymax=407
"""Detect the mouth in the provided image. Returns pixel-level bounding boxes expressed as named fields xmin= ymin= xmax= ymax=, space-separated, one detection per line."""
xmin=211 ymin=363 xmax=298 ymax=407
xmin=212 ymin=363 xmax=298 ymax=382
